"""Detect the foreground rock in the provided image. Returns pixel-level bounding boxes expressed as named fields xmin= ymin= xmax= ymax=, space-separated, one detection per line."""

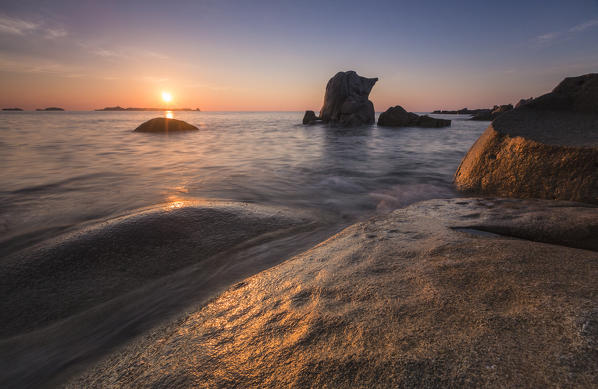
xmin=378 ymin=105 xmax=451 ymax=127
xmin=456 ymin=73 xmax=598 ymax=204
xmin=0 ymin=202 xmax=323 ymax=388
xmin=134 ymin=117 xmax=199 ymax=133
xmin=316 ymin=70 xmax=378 ymax=126
xmin=68 ymin=198 xmax=598 ymax=388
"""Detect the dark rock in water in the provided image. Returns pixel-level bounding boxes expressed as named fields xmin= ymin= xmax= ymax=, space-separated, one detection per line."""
xmin=455 ymin=73 xmax=598 ymax=204
xmin=432 ymin=108 xmax=490 ymax=115
xmin=378 ymin=105 xmax=451 ymax=128
xmin=515 ymin=97 xmax=533 ymax=109
xmin=469 ymin=109 xmax=492 ymax=120
xmin=302 ymin=110 xmax=319 ymax=125
xmin=2 ymin=107 xmax=23 ymax=111
xmin=134 ymin=117 xmax=199 ymax=133
xmin=36 ymin=107 xmax=64 ymax=111
xmin=317 ymin=70 xmax=378 ymax=126
xmin=470 ymin=104 xmax=512 ymax=121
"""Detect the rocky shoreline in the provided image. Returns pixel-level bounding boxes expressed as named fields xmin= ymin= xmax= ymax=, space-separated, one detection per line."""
xmin=2 ymin=73 xmax=597 ymax=388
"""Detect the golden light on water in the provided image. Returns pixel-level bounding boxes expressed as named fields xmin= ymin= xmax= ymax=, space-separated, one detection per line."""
xmin=165 ymin=111 xmax=173 ymax=119
xmin=161 ymin=91 xmax=173 ymax=103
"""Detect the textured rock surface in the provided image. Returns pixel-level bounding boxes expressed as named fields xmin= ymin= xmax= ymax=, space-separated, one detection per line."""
xmin=378 ymin=105 xmax=451 ymax=127
xmin=470 ymin=104 xmax=513 ymax=121
xmin=456 ymin=74 xmax=598 ymax=203
xmin=67 ymin=198 xmax=598 ymax=388
xmin=318 ymin=71 xmax=378 ymax=126
xmin=134 ymin=117 xmax=199 ymax=133
xmin=0 ymin=202 xmax=324 ymax=388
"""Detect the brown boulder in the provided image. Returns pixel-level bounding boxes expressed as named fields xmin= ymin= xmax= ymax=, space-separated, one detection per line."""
xmin=134 ymin=117 xmax=199 ymax=133
xmin=455 ymin=74 xmax=598 ymax=203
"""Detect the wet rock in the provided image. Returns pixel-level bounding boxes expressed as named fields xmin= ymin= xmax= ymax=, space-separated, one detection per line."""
xmin=455 ymin=74 xmax=598 ymax=203
xmin=134 ymin=117 xmax=199 ymax=133
xmin=317 ymin=70 xmax=378 ymax=126
xmin=302 ymin=110 xmax=319 ymax=125
xmin=378 ymin=105 xmax=451 ymax=128
xmin=69 ymin=198 xmax=598 ymax=388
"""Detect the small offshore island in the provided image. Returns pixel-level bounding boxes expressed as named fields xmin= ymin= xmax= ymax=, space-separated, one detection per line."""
xmin=96 ymin=106 xmax=200 ymax=111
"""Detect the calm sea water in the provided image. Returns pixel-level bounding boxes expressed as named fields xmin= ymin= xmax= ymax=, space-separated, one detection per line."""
xmin=0 ymin=111 xmax=486 ymax=256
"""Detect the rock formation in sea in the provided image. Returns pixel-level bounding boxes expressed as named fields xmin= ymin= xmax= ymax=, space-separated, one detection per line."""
xmin=302 ymin=110 xmax=320 ymax=125
xmin=470 ymin=104 xmax=513 ymax=121
xmin=36 ymin=107 xmax=64 ymax=111
xmin=2 ymin=107 xmax=23 ymax=111
xmin=455 ymin=73 xmax=598 ymax=203
xmin=315 ymin=70 xmax=378 ymax=126
xmin=432 ymin=108 xmax=489 ymax=115
xmin=134 ymin=117 xmax=199 ymax=133
xmin=378 ymin=105 xmax=451 ymax=127
xmin=67 ymin=198 xmax=598 ymax=388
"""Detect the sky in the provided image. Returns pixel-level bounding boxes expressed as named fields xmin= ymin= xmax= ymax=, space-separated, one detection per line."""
xmin=0 ymin=0 xmax=597 ymax=111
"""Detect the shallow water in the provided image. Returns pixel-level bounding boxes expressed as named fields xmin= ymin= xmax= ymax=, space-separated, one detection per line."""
xmin=0 ymin=111 xmax=486 ymax=256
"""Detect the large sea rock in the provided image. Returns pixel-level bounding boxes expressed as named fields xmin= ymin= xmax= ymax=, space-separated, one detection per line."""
xmin=134 ymin=117 xmax=199 ymax=133
xmin=378 ymin=105 xmax=451 ymax=128
xmin=455 ymin=73 xmax=598 ymax=204
xmin=68 ymin=198 xmax=598 ymax=388
xmin=318 ymin=71 xmax=378 ymax=126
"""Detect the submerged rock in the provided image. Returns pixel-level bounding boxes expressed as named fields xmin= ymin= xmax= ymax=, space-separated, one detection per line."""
xmin=317 ymin=70 xmax=378 ymax=126
xmin=302 ymin=110 xmax=319 ymax=125
xmin=69 ymin=198 xmax=598 ymax=388
xmin=378 ymin=105 xmax=451 ymax=127
xmin=455 ymin=73 xmax=598 ymax=203
xmin=134 ymin=117 xmax=199 ymax=133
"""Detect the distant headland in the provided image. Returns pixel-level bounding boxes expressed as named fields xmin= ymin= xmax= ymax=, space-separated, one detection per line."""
xmin=96 ymin=106 xmax=200 ymax=111
xmin=2 ymin=107 xmax=23 ymax=111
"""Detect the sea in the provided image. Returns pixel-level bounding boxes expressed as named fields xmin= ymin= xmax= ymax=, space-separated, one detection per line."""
xmin=0 ymin=111 xmax=486 ymax=257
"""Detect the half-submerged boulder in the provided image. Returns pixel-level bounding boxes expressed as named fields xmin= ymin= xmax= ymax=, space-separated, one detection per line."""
xmin=378 ymin=105 xmax=451 ymax=128
xmin=302 ymin=110 xmax=320 ymax=125
xmin=455 ymin=73 xmax=598 ymax=204
xmin=317 ymin=70 xmax=378 ymax=126
xmin=134 ymin=117 xmax=199 ymax=133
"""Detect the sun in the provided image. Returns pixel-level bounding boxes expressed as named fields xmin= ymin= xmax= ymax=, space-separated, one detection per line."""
xmin=161 ymin=91 xmax=172 ymax=103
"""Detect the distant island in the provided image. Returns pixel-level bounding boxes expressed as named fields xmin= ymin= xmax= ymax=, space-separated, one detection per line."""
xmin=432 ymin=108 xmax=490 ymax=115
xmin=2 ymin=107 xmax=23 ymax=111
xmin=36 ymin=107 xmax=65 ymax=111
xmin=96 ymin=106 xmax=201 ymax=111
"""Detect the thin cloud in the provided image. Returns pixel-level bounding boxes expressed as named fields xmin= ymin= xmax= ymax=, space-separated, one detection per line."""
xmin=569 ymin=18 xmax=598 ymax=32
xmin=0 ymin=15 xmax=38 ymax=35
xmin=533 ymin=17 xmax=598 ymax=47
xmin=0 ymin=14 xmax=67 ymax=39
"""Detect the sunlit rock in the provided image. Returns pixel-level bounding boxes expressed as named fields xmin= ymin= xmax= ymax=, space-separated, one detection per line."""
xmin=378 ymin=105 xmax=451 ymax=127
xmin=134 ymin=117 xmax=199 ymax=133
xmin=69 ymin=198 xmax=598 ymax=387
xmin=316 ymin=70 xmax=378 ymax=126
xmin=455 ymin=73 xmax=598 ymax=203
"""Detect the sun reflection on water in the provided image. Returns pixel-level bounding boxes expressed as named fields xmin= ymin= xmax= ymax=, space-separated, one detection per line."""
xmin=165 ymin=111 xmax=173 ymax=119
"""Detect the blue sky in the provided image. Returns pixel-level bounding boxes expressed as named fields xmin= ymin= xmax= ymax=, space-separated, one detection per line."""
xmin=0 ymin=0 xmax=597 ymax=110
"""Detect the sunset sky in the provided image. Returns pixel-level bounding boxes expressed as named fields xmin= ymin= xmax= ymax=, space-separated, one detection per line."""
xmin=1 ymin=0 xmax=597 ymax=111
